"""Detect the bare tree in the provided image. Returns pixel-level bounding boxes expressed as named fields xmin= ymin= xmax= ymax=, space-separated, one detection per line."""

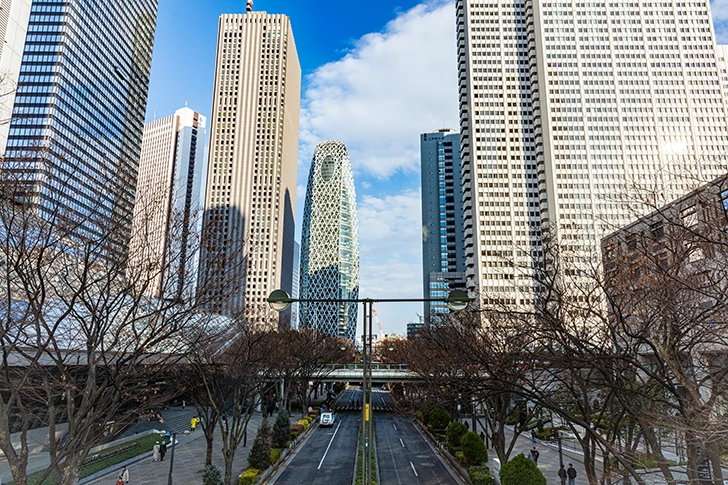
xmin=0 ymin=166 xmax=224 ymax=485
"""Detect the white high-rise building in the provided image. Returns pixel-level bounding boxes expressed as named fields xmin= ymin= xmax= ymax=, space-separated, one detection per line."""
xmin=457 ymin=0 xmax=728 ymax=305
xmin=199 ymin=7 xmax=301 ymax=323
xmin=129 ymin=107 xmax=207 ymax=301
xmin=717 ymin=45 xmax=728 ymax=99
xmin=0 ymin=0 xmax=31 ymax=154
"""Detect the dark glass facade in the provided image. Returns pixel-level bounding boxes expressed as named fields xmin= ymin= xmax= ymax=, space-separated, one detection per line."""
xmin=420 ymin=130 xmax=467 ymax=318
xmin=3 ymin=0 xmax=157 ymax=261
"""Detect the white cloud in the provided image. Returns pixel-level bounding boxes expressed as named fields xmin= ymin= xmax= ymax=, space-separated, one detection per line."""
xmin=298 ymin=0 xmax=458 ymax=179
xmin=357 ymin=189 xmax=422 ymax=263
xmin=294 ymin=2 xmax=457 ymax=335
xmin=356 ymin=189 xmax=424 ymax=335
xmin=713 ymin=0 xmax=728 ymax=43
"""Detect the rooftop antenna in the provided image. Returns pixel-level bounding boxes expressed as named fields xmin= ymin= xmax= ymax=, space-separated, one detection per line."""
xmin=246 ymin=0 xmax=253 ymax=12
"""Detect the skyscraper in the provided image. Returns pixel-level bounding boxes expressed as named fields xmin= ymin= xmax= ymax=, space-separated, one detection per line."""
xmin=290 ymin=240 xmax=300 ymax=330
xmin=420 ymin=129 xmax=467 ymax=318
xmin=2 ymin=0 xmax=158 ymax=261
xmin=299 ymin=141 xmax=359 ymax=341
xmin=128 ymin=107 xmax=207 ymax=301
xmin=0 ymin=0 xmax=32 ymax=154
xmin=457 ymin=0 xmax=728 ymax=305
xmin=199 ymin=7 xmax=300 ymax=322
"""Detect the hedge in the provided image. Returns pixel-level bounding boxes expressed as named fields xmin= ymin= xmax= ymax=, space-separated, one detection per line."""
xmin=468 ymin=466 xmax=495 ymax=485
xmin=500 ymin=454 xmax=546 ymax=485
xmin=239 ymin=468 xmax=259 ymax=485
xmin=461 ymin=431 xmax=488 ymax=467
xmin=270 ymin=448 xmax=282 ymax=465
xmin=446 ymin=421 xmax=468 ymax=449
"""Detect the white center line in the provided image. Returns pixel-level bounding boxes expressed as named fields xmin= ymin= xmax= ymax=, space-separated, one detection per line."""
xmin=410 ymin=461 xmax=419 ymax=477
xmin=399 ymin=438 xmax=405 ymax=448
xmin=317 ymin=421 xmax=342 ymax=470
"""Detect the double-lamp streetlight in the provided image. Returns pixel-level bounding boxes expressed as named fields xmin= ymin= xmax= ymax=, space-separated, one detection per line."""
xmin=268 ymin=289 xmax=470 ymax=485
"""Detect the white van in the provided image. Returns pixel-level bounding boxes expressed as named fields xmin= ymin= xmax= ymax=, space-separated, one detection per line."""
xmin=320 ymin=411 xmax=336 ymax=427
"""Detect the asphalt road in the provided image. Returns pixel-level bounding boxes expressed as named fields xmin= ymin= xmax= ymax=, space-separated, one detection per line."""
xmin=376 ymin=414 xmax=466 ymax=485
xmin=334 ymin=387 xmax=395 ymax=411
xmin=268 ymin=412 xmax=358 ymax=485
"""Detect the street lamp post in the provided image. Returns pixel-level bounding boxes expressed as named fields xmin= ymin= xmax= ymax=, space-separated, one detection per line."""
xmin=267 ymin=289 xmax=470 ymax=485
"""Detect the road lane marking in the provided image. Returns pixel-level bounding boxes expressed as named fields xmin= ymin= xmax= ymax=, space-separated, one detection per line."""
xmin=317 ymin=421 xmax=342 ymax=470
xmin=393 ymin=423 xmax=397 ymax=431
xmin=410 ymin=461 xmax=419 ymax=477
xmin=400 ymin=438 xmax=405 ymax=448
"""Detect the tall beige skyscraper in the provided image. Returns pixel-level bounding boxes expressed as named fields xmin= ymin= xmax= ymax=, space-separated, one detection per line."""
xmin=200 ymin=7 xmax=300 ymax=322
xmin=457 ymin=0 xmax=728 ymax=306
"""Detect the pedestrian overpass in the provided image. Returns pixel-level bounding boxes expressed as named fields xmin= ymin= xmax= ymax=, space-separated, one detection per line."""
xmin=312 ymin=363 xmax=419 ymax=382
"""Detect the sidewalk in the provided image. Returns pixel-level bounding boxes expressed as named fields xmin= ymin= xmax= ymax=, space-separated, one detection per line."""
xmin=1 ymin=407 xmax=269 ymax=485
xmin=462 ymin=416 xmax=724 ymax=485
xmin=460 ymin=417 xmax=593 ymax=485
xmin=84 ymin=412 xmax=266 ymax=485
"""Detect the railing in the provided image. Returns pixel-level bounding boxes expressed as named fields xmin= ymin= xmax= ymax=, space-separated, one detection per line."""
xmin=318 ymin=363 xmax=411 ymax=371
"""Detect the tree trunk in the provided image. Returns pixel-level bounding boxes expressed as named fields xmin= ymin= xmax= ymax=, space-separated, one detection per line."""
xmin=707 ymin=438 xmax=724 ymax=485
xmin=58 ymin=454 xmax=84 ymax=485
xmin=205 ymin=430 xmax=214 ymax=467
xmin=641 ymin=425 xmax=677 ymax=485
xmin=223 ymin=445 xmax=237 ymax=485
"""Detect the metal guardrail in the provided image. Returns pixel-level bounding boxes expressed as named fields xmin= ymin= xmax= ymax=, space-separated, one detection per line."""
xmin=319 ymin=363 xmax=411 ymax=371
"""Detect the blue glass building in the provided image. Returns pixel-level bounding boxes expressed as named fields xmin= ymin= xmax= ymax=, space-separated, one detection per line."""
xmin=420 ymin=129 xmax=467 ymax=319
xmin=2 ymin=0 xmax=157 ymax=261
xmin=299 ymin=141 xmax=359 ymax=341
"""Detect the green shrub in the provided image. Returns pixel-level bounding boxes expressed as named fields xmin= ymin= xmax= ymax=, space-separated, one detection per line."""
xmin=461 ymin=431 xmax=488 ymax=466
xmin=296 ymin=419 xmax=309 ymax=431
xmin=202 ymin=463 xmax=224 ymax=485
xmin=333 ymin=382 xmax=346 ymax=394
xmin=247 ymin=420 xmax=271 ymax=471
xmin=455 ymin=451 xmax=467 ymax=467
xmin=468 ymin=466 xmax=495 ymax=485
xmin=270 ymin=448 xmax=282 ymax=464
xmin=272 ymin=410 xmax=291 ymax=449
xmin=535 ymin=426 xmax=557 ymax=440
xmin=239 ymin=468 xmax=259 ymax=485
xmin=425 ymin=406 xmax=451 ymax=431
xmin=446 ymin=421 xmax=468 ymax=448
xmin=500 ymin=453 xmax=546 ymax=485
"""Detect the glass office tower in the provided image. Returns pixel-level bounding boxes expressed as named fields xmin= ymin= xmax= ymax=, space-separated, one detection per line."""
xmin=299 ymin=141 xmax=359 ymax=341
xmin=2 ymin=0 xmax=158 ymax=262
xmin=420 ymin=129 xmax=467 ymax=319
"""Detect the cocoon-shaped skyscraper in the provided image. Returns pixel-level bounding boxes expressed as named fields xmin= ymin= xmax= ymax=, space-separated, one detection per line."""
xmin=299 ymin=141 xmax=360 ymax=341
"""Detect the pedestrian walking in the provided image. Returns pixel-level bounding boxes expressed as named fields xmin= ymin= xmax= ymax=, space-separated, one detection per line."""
xmin=153 ymin=441 xmax=160 ymax=462
xmin=531 ymin=429 xmax=537 ymax=442
xmin=531 ymin=446 xmax=540 ymax=465
xmin=558 ymin=465 xmax=567 ymax=484
xmin=160 ymin=441 xmax=167 ymax=461
xmin=567 ymin=463 xmax=577 ymax=485
xmin=191 ymin=416 xmax=199 ymax=431
xmin=117 ymin=466 xmax=129 ymax=484
xmin=182 ymin=400 xmax=186 ymax=410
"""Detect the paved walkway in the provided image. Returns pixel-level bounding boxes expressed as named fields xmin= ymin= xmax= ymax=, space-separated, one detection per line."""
xmin=462 ymin=416 xmax=725 ymax=485
xmin=85 ymin=411 xmax=266 ymax=485
xmin=1 ymin=407 xmax=270 ymax=485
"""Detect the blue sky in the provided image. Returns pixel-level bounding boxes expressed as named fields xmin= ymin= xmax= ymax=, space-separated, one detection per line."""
xmin=146 ymin=0 xmax=458 ymax=336
xmin=145 ymin=0 xmax=728 ymax=336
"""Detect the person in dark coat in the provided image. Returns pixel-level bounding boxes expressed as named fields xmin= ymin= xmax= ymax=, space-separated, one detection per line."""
xmin=558 ymin=465 xmax=567 ymax=484
xmin=160 ymin=441 xmax=167 ymax=461
xmin=567 ymin=463 xmax=577 ymax=485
